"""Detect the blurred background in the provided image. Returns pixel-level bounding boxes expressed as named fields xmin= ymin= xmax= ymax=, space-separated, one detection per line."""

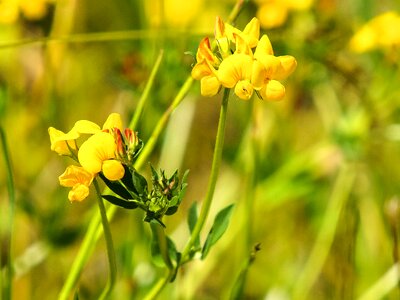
xmin=1 ymin=0 xmax=400 ymax=299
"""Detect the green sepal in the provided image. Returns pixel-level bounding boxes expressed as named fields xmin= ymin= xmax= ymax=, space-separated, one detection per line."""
xmin=201 ymin=204 xmax=235 ymax=259
xmin=102 ymin=194 xmax=139 ymax=209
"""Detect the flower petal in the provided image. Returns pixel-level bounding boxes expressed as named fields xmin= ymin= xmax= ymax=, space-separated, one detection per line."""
xmin=48 ymin=127 xmax=78 ymax=155
xmin=200 ymin=75 xmax=221 ymax=97
xmin=218 ymin=54 xmax=253 ymax=88
xmin=274 ymin=55 xmax=297 ymax=80
xmin=254 ymin=35 xmax=274 ymax=57
xmin=78 ymin=132 xmax=116 ymax=174
xmin=68 ymin=184 xmax=90 ymax=202
xmin=242 ymin=17 xmax=260 ymax=48
xmin=234 ymin=80 xmax=254 ymax=100
xmin=72 ymin=120 xmax=101 ymax=135
xmin=102 ymin=159 xmax=125 ymax=181
xmin=263 ymin=80 xmax=286 ymax=101
xmin=103 ymin=113 xmax=123 ymax=131
xmin=59 ymin=165 xmax=93 ymax=187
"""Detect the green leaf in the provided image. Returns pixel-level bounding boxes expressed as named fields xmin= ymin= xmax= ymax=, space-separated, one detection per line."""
xmin=99 ymin=173 xmax=133 ymax=200
xmin=201 ymin=204 xmax=235 ymax=259
xmin=102 ymin=195 xmax=138 ymax=209
xmin=132 ymin=169 xmax=148 ymax=196
xmin=187 ymin=202 xmax=201 ymax=250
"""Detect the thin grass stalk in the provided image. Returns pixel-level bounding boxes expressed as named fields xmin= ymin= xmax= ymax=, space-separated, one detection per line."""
xmin=292 ymin=163 xmax=356 ymax=300
xmin=0 ymin=127 xmax=15 ymax=300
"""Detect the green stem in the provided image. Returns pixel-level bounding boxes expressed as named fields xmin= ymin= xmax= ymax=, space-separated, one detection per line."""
xmin=93 ymin=179 xmax=117 ymax=300
xmin=129 ymin=50 xmax=164 ymax=131
xmin=0 ymin=127 xmax=15 ymax=300
xmin=181 ymin=88 xmax=230 ymax=262
xmin=292 ymin=163 xmax=356 ymax=300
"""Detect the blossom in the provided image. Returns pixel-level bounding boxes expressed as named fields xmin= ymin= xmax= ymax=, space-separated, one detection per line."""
xmin=255 ymin=0 xmax=314 ymax=29
xmin=349 ymin=11 xmax=400 ymax=53
xmin=191 ymin=16 xmax=297 ymax=101
xmin=59 ymin=165 xmax=94 ymax=202
xmin=78 ymin=132 xmax=125 ymax=181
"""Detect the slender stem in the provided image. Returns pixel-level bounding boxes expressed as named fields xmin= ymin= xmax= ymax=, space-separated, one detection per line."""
xmin=181 ymin=88 xmax=230 ymax=262
xmin=93 ymin=179 xmax=117 ymax=300
xmin=129 ymin=50 xmax=164 ymax=131
xmin=292 ymin=163 xmax=356 ymax=300
xmin=0 ymin=127 xmax=15 ymax=300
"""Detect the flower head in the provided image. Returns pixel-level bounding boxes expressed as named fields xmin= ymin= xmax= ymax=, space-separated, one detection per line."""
xmin=191 ymin=16 xmax=296 ymax=101
xmin=59 ymin=165 xmax=94 ymax=202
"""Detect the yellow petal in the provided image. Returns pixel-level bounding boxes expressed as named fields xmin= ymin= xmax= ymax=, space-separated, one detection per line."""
xmin=191 ymin=58 xmax=213 ymax=80
xmin=218 ymin=54 xmax=253 ymax=88
xmin=78 ymin=132 xmax=116 ymax=174
xmin=234 ymin=80 xmax=254 ymax=100
xmin=59 ymin=165 xmax=93 ymax=187
xmin=200 ymin=75 xmax=221 ymax=97
xmin=274 ymin=55 xmax=297 ymax=80
xmin=234 ymin=33 xmax=252 ymax=56
xmin=72 ymin=120 xmax=101 ymax=135
xmin=263 ymin=80 xmax=286 ymax=101
xmin=103 ymin=113 xmax=123 ymax=131
xmin=48 ymin=127 xmax=78 ymax=155
xmin=197 ymin=37 xmax=220 ymax=66
xmin=251 ymin=60 xmax=267 ymax=90
xmin=68 ymin=184 xmax=90 ymax=202
xmin=242 ymin=17 xmax=260 ymax=48
xmin=349 ymin=25 xmax=376 ymax=53
xmin=254 ymin=35 xmax=275 ymax=58
xmin=102 ymin=159 xmax=125 ymax=181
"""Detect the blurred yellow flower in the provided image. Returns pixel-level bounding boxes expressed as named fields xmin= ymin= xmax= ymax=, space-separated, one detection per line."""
xmin=78 ymin=131 xmax=125 ymax=181
xmin=255 ymin=0 xmax=314 ymax=29
xmin=0 ymin=0 xmax=51 ymax=24
xmin=349 ymin=11 xmax=400 ymax=53
xmin=59 ymin=165 xmax=94 ymax=202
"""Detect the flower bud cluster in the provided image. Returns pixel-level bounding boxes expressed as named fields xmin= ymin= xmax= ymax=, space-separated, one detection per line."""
xmin=191 ymin=16 xmax=297 ymax=101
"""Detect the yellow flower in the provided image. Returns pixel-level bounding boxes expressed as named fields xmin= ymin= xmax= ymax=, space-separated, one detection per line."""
xmin=102 ymin=112 xmax=123 ymax=131
xmin=78 ymin=132 xmax=125 ymax=181
xmin=191 ymin=37 xmax=221 ymax=97
xmin=349 ymin=11 xmax=400 ymax=53
xmin=251 ymin=35 xmax=297 ymax=101
xmin=255 ymin=0 xmax=314 ymax=29
xmin=59 ymin=165 xmax=94 ymax=202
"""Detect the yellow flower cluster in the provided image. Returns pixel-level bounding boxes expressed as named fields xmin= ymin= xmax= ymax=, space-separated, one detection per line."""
xmin=191 ymin=17 xmax=297 ymax=101
xmin=0 ymin=0 xmax=51 ymax=24
xmin=349 ymin=11 xmax=400 ymax=53
xmin=49 ymin=113 xmax=135 ymax=202
xmin=255 ymin=0 xmax=314 ymax=29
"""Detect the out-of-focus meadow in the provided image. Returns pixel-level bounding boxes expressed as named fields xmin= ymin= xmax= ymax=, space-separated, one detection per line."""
xmin=1 ymin=0 xmax=400 ymax=299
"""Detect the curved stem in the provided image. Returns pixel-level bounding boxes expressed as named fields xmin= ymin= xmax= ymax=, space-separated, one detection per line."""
xmin=181 ymin=88 xmax=230 ymax=262
xmin=93 ymin=179 xmax=117 ymax=300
